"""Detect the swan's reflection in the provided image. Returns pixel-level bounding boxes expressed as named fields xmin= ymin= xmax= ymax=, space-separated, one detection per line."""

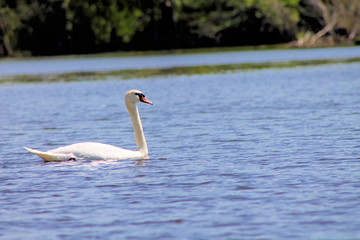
xmin=39 ymin=157 xmax=151 ymax=169
xmin=133 ymin=158 xmax=150 ymax=166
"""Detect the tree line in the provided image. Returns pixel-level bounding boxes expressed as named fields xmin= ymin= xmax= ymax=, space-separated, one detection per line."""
xmin=0 ymin=0 xmax=359 ymax=57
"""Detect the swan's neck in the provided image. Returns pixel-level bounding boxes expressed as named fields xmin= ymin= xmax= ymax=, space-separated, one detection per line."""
xmin=126 ymin=102 xmax=148 ymax=155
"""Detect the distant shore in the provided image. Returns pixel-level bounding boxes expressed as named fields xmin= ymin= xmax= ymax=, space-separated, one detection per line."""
xmin=2 ymin=41 xmax=358 ymax=61
xmin=1 ymin=55 xmax=359 ymax=84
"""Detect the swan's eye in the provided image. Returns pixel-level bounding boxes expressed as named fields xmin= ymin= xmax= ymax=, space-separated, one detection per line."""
xmin=135 ymin=93 xmax=145 ymax=99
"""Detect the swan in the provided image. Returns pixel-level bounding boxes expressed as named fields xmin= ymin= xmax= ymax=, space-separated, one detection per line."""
xmin=24 ymin=90 xmax=153 ymax=162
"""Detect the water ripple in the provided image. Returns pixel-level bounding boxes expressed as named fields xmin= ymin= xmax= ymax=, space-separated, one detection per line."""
xmin=1 ymin=62 xmax=360 ymax=239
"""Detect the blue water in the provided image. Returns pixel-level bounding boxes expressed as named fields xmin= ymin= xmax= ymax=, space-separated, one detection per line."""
xmin=1 ymin=61 xmax=360 ymax=239
xmin=0 ymin=46 xmax=360 ymax=76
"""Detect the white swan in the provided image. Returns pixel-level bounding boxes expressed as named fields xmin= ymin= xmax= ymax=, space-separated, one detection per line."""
xmin=24 ymin=90 xmax=152 ymax=162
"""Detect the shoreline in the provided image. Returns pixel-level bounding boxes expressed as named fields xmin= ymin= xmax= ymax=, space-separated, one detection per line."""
xmin=1 ymin=57 xmax=359 ymax=84
xmin=1 ymin=42 xmax=357 ymax=63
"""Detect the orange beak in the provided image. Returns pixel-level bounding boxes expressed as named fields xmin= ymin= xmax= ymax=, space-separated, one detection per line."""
xmin=140 ymin=96 xmax=153 ymax=105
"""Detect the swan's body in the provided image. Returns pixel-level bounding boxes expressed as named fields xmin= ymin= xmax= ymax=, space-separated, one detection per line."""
xmin=24 ymin=142 xmax=144 ymax=161
xmin=25 ymin=90 xmax=152 ymax=162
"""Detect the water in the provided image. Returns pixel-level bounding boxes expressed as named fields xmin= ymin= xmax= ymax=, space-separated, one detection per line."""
xmin=0 ymin=46 xmax=360 ymax=76
xmin=1 ymin=62 xmax=360 ymax=239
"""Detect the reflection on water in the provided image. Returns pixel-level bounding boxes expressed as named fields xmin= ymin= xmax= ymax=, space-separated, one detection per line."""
xmin=1 ymin=62 xmax=360 ymax=239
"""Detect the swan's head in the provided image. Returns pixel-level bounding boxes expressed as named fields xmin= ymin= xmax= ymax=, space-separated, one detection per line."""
xmin=125 ymin=90 xmax=153 ymax=105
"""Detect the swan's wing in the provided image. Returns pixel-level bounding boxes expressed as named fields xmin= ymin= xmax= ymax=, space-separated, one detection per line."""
xmin=24 ymin=147 xmax=76 ymax=162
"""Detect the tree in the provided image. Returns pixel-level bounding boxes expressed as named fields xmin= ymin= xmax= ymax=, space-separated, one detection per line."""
xmin=64 ymin=0 xmax=150 ymax=53
xmin=0 ymin=0 xmax=69 ymax=55
xmin=297 ymin=0 xmax=360 ymax=46
xmin=1 ymin=0 xmax=151 ymax=55
xmin=173 ymin=0 xmax=299 ymax=47
xmin=0 ymin=4 xmax=20 ymax=56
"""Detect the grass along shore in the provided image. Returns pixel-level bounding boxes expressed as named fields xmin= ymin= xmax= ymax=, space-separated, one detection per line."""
xmin=1 ymin=57 xmax=359 ymax=84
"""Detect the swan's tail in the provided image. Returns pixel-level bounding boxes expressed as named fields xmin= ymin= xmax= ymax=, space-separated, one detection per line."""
xmin=24 ymin=147 xmax=75 ymax=162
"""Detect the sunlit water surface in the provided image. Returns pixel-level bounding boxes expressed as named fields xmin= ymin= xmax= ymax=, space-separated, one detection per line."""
xmin=1 ymin=46 xmax=360 ymax=75
xmin=1 ymin=63 xmax=360 ymax=239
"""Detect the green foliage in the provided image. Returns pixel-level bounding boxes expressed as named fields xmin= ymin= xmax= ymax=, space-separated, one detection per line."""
xmin=0 ymin=5 xmax=20 ymax=41
xmin=65 ymin=0 xmax=149 ymax=44
xmin=0 ymin=0 xmax=356 ymax=56
xmin=0 ymin=2 xmax=20 ymax=55
xmin=175 ymin=0 xmax=298 ymax=45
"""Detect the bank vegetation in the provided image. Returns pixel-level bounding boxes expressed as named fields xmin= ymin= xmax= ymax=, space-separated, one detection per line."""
xmin=0 ymin=0 xmax=359 ymax=57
